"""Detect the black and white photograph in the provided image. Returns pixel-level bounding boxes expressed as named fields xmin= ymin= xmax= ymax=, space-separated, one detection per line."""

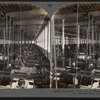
xmin=51 ymin=3 xmax=100 ymax=89
xmin=0 ymin=2 xmax=50 ymax=89
xmin=0 ymin=1 xmax=100 ymax=91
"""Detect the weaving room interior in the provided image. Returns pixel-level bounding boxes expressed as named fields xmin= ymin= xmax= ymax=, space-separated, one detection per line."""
xmin=0 ymin=2 xmax=100 ymax=89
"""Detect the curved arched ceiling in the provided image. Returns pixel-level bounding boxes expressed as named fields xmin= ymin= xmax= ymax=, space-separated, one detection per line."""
xmin=54 ymin=3 xmax=100 ymax=38
xmin=0 ymin=3 xmax=50 ymax=41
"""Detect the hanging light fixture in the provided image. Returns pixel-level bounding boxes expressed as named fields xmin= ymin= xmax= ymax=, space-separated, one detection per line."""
xmin=83 ymin=11 xmax=88 ymax=18
xmin=1 ymin=12 xmax=5 ymax=17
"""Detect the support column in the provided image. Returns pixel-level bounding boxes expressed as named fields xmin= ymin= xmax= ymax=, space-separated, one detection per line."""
xmin=99 ymin=34 xmax=100 ymax=53
xmin=12 ymin=19 xmax=14 ymax=52
xmin=88 ymin=15 xmax=92 ymax=66
xmin=42 ymin=30 xmax=44 ymax=53
xmin=51 ymin=15 xmax=58 ymax=89
xmin=74 ymin=4 xmax=79 ymax=88
xmin=6 ymin=16 xmax=10 ymax=66
xmin=19 ymin=29 xmax=22 ymax=57
xmin=86 ymin=28 xmax=89 ymax=69
xmin=95 ymin=22 xmax=98 ymax=55
xmin=62 ymin=19 xmax=65 ymax=68
xmin=18 ymin=28 xmax=20 ymax=51
xmin=45 ymin=25 xmax=48 ymax=57
xmin=20 ymin=4 xmax=22 ymax=59
xmin=77 ymin=25 xmax=80 ymax=50
xmin=44 ymin=27 xmax=46 ymax=54
xmin=47 ymin=22 xmax=50 ymax=59
xmin=76 ymin=4 xmax=79 ymax=71
xmin=49 ymin=20 xmax=52 ymax=89
xmin=23 ymin=32 xmax=24 ymax=49
xmin=3 ymin=29 xmax=5 ymax=71
xmin=76 ymin=25 xmax=80 ymax=68
xmin=9 ymin=17 xmax=12 ymax=59
xmin=92 ymin=17 xmax=95 ymax=66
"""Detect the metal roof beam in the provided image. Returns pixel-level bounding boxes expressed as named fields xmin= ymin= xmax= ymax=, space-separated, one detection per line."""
xmin=6 ymin=9 xmax=48 ymax=17
xmin=54 ymin=11 xmax=100 ymax=19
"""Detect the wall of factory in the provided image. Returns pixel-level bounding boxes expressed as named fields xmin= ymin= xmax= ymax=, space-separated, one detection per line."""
xmin=35 ymin=22 xmax=50 ymax=59
xmin=55 ymin=36 xmax=100 ymax=45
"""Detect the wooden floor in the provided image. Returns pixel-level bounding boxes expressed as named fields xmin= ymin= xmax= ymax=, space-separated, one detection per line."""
xmin=0 ymin=85 xmax=11 ymax=89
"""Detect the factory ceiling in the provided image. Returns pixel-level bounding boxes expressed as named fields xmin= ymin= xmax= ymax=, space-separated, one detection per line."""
xmin=55 ymin=3 xmax=100 ymax=15
xmin=54 ymin=3 xmax=100 ymax=38
xmin=0 ymin=3 xmax=40 ymax=13
xmin=0 ymin=3 xmax=50 ymax=40
xmin=0 ymin=3 xmax=100 ymax=40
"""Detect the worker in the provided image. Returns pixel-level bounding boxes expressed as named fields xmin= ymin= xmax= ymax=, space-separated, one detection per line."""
xmin=16 ymin=78 xmax=25 ymax=88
